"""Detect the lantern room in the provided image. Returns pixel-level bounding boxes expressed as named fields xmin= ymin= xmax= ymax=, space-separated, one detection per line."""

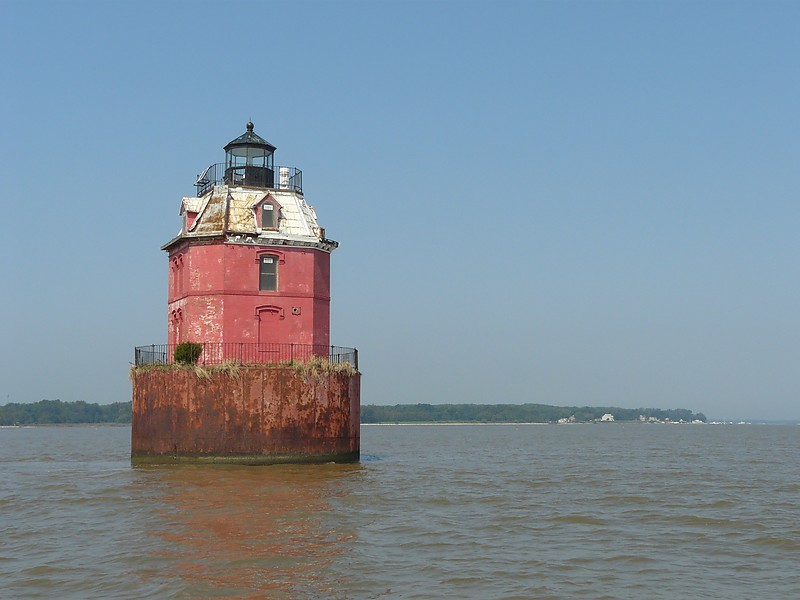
xmin=223 ymin=121 xmax=277 ymax=188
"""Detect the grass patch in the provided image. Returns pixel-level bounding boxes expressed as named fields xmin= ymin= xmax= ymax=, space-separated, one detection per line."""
xmin=289 ymin=355 xmax=357 ymax=379
xmin=131 ymin=357 xmax=355 ymax=380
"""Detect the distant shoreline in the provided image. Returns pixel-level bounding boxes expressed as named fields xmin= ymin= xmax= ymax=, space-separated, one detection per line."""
xmin=365 ymin=421 xmax=700 ymax=426
xmin=363 ymin=422 xmax=551 ymax=426
xmin=3 ymin=400 xmax=794 ymax=426
xmin=363 ymin=419 xmax=799 ymax=426
xmin=361 ymin=403 xmax=707 ymax=425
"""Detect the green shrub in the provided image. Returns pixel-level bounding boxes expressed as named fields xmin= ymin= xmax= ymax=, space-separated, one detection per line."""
xmin=174 ymin=341 xmax=203 ymax=365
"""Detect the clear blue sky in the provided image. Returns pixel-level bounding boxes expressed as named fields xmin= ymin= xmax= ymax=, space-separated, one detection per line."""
xmin=1 ymin=1 xmax=798 ymax=421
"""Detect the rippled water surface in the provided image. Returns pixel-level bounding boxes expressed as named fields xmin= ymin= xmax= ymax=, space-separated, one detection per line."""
xmin=1 ymin=424 xmax=799 ymax=599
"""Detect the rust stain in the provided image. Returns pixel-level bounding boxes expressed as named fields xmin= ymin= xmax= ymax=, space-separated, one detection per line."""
xmin=193 ymin=193 xmax=227 ymax=233
xmin=131 ymin=365 xmax=360 ymax=463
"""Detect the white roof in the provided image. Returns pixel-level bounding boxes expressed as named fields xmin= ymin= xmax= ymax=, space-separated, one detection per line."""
xmin=176 ymin=185 xmax=334 ymax=248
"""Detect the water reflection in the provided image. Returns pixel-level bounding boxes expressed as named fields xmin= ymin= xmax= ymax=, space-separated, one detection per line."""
xmin=136 ymin=463 xmax=363 ymax=599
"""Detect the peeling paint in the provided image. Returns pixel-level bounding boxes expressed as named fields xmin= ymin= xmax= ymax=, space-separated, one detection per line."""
xmin=178 ymin=187 xmax=332 ymax=247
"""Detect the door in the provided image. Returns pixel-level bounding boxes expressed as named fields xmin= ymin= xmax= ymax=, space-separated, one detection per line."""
xmin=257 ymin=308 xmax=281 ymax=363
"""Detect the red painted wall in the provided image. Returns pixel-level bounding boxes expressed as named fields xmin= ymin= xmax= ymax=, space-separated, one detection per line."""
xmin=167 ymin=242 xmax=331 ymax=348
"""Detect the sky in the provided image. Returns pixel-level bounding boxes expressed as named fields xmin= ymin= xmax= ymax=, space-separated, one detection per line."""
xmin=1 ymin=0 xmax=798 ymax=421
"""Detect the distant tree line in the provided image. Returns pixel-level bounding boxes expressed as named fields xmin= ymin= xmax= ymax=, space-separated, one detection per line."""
xmin=0 ymin=399 xmax=705 ymax=425
xmin=361 ymin=403 xmax=706 ymax=424
xmin=0 ymin=400 xmax=132 ymax=425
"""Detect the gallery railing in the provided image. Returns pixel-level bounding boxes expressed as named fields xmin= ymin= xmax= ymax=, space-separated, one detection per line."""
xmin=194 ymin=163 xmax=302 ymax=196
xmin=134 ymin=343 xmax=358 ymax=370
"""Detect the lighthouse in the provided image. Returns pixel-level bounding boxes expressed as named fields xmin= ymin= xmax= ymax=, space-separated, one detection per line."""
xmin=131 ymin=123 xmax=360 ymax=464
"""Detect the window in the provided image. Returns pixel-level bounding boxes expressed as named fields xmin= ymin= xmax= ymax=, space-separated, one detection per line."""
xmin=259 ymin=255 xmax=278 ymax=291
xmin=262 ymin=203 xmax=278 ymax=229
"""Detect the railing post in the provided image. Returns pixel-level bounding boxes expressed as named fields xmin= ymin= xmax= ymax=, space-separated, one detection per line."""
xmin=290 ymin=343 xmax=294 ymax=363
xmin=354 ymin=348 xmax=358 ymax=371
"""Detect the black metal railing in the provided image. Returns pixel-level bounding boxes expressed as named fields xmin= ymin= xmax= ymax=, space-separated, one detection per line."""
xmin=134 ymin=343 xmax=357 ymax=370
xmin=195 ymin=163 xmax=302 ymax=196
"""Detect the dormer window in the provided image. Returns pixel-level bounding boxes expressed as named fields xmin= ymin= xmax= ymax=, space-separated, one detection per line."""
xmin=262 ymin=204 xmax=277 ymax=229
xmin=259 ymin=196 xmax=280 ymax=231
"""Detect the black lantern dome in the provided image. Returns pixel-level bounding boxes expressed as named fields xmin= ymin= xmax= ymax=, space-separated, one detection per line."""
xmin=223 ymin=122 xmax=277 ymax=188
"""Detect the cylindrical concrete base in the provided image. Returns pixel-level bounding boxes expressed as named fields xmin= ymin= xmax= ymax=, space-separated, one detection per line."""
xmin=131 ymin=364 xmax=360 ymax=465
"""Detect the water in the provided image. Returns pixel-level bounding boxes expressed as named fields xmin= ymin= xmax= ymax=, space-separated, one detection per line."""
xmin=1 ymin=424 xmax=799 ymax=599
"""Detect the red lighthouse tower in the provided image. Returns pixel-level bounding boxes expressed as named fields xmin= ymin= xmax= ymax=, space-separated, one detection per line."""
xmin=163 ymin=122 xmax=337 ymax=359
xmin=131 ymin=124 xmax=360 ymax=464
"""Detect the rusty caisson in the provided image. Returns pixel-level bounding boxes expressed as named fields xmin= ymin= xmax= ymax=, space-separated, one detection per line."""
xmin=131 ymin=364 xmax=360 ymax=464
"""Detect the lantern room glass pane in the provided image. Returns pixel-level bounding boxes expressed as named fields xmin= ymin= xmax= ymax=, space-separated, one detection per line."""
xmin=226 ymin=147 xmax=274 ymax=169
